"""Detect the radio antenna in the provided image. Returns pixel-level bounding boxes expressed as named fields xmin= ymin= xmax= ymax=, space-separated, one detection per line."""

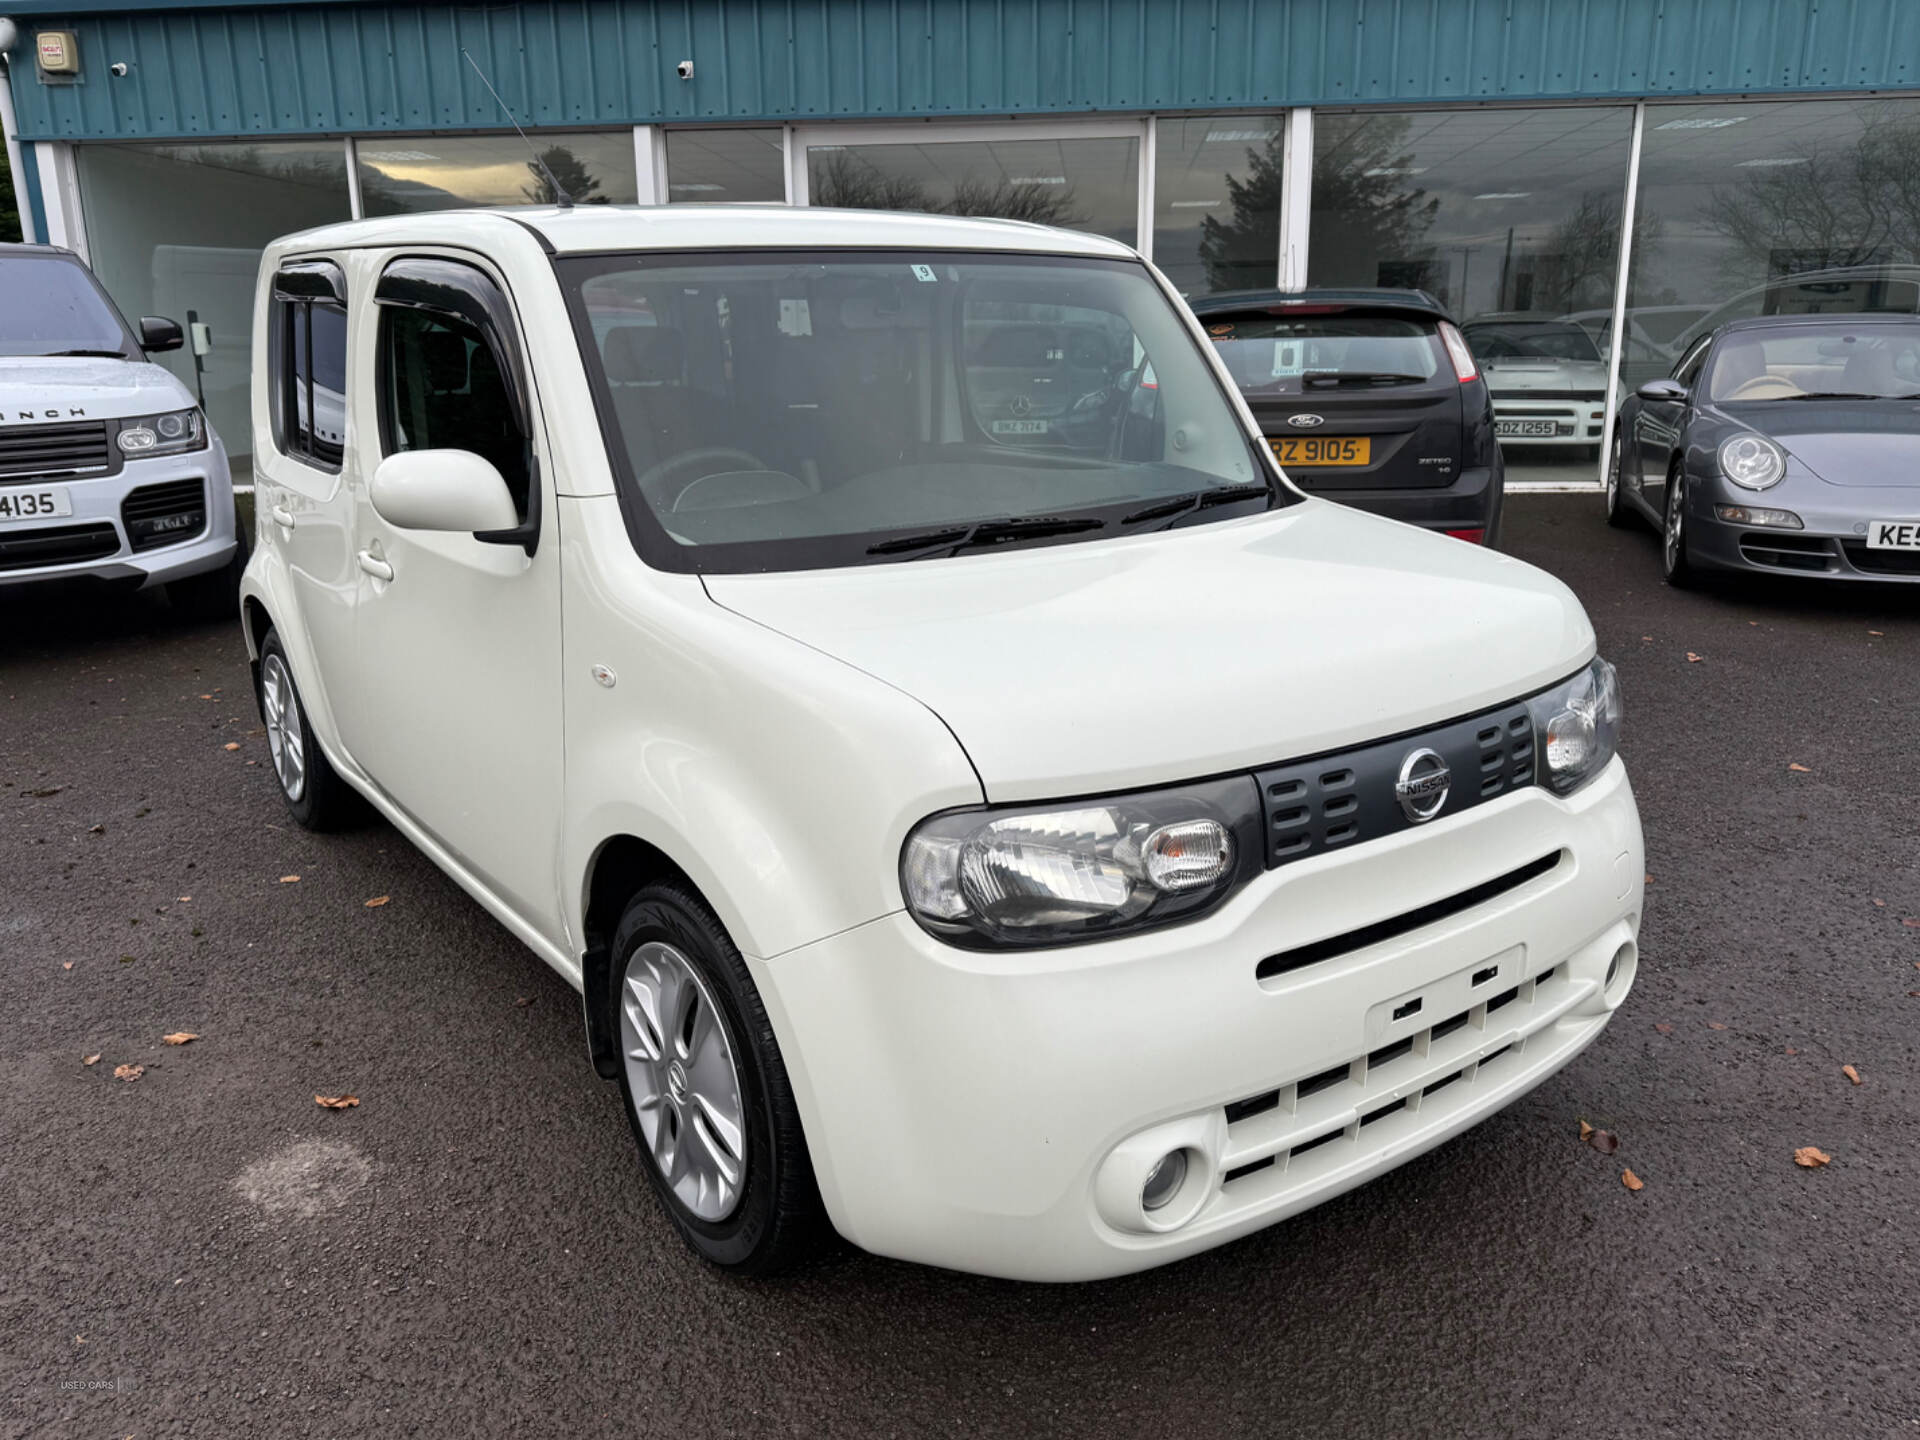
xmin=461 ymin=47 xmax=573 ymax=208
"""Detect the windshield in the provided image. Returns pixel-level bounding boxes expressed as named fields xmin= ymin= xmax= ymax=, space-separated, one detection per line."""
xmin=1706 ymin=323 xmax=1920 ymax=402
xmin=1461 ymin=323 xmax=1601 ymax=363
xmin=560 ymin=250 xmax=1285 ymax=572
xmin=1201 ymin=314 xmax=1441 ymax=394
xmin=0 ymin=254 xmax=133 ymax=357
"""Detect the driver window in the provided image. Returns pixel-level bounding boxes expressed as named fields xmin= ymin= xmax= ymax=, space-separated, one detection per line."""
xmin=377 ymin=306 xmax=531 ymax=518
xmin=1674 ymin=339 xmax=1710 ymax=389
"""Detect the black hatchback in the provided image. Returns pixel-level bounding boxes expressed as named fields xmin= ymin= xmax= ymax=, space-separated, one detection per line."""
xmin=1186 ymin=289 xmax=1505 ymax=546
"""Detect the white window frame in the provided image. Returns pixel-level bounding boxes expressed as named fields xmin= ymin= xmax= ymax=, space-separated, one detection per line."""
xmin=37 ymin=141 xmax=87 ymax=261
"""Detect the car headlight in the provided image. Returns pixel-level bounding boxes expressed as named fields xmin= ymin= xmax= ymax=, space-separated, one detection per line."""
xmin=116 ymin=408 xmax=206 ymax=457
xmin=902 ymin=776 xmax=1262 ymax=948
xmin=1527 ymin=658 xmax=1623 ymax=796
xmin=1717 ymin=433 xmax=1784 ymax=490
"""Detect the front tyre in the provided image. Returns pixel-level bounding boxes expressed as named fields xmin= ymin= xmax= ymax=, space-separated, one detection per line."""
xmin=1661 ymin=464 xmax=1694 ymax=588
xmin=610 ymin=883 xmax=822 ymax=1275
xmin=257 ymin=627 xmax=364 ymax=830
xmin=1604 ymin=428 xmax=1633 ymax=529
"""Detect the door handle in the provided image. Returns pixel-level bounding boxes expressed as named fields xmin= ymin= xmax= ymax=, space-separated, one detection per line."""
xmin=270 ymin=504 xmax=295 ymax=528
xmin=357 ymin=550 xmax=394 ymax=582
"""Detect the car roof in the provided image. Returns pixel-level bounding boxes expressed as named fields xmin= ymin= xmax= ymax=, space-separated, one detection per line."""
xmin=267 ymin=204 xmax=1141 ymax=260
xmin=1714 ymin=311 xmax=1920 ymax=335
xmin=1186 ymin=287 xmax=1450 ymax=319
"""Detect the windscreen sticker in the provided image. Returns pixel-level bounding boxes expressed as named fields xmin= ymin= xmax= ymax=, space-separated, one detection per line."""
xmin=1270 ymin=340 xmax=1306 ymax=377
xmin=910 ymin=264 xmax=939 ymax=283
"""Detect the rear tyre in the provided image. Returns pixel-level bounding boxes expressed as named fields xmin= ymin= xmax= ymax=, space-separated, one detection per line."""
xmin=1604 ymin=429 xmax=1634 ymax=529
xmin=257 ymin=627 xmax=364 ymax=830
xmin=1661 ymin=465 xmax=1694 ymax=588
xmin=610 ymin=883 xmax=823 ymax=1275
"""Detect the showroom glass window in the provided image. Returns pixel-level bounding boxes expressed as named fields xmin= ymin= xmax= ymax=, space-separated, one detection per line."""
xmin=76 ymin=142 xmax=353 ymax=467
xmin=1623 ymin=99 xmax=1920 ymax=390
xmin=666 ymin=129 xmax=785 ymax=203
xmin=356 ymin=132 xmax=639 ymax=213
xmin=805 ymin=135 xmax=1140 ymax=246
xmin=1151 ymin=116 xmax=1285 ymax=297
xmin=1309 ymin=107 xmax=1635 ymax=481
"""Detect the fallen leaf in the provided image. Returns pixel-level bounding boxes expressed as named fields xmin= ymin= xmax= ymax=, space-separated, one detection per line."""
xmin=1654 ymin=1023 xmax=1674 ymax=1034
xmin=162 ymin=1032 xmax=199 ymax=1046
xmin=364 ymin=895 xmax=390 ymax=908
xmin=514 ymin=996 xmax=534 ymax=1007
xmin=1749 ymin=620 xmax=1759 ymax=626
xmin=1686 ymin=652 xmax=1703 ymax=663
xmin=1640 ymin=635 xmax=1652 ymax=641
xmin=1872 ymin=899 xmax=1885 ymax=907
xmin=178 ymin=896 xmax=192 ymax=903
xmin=1706 ymin=1021 xmax=1728 ymax=1031
xmin=199 ymin=693 xmax=213 ymax=700
xmin=1793 ymin=1146 xmax=1831 ymax=1168
xmin=1869 ymin=630 xmax=1884 ymax=636
xmin=88 ymin=823 xmax=104 ymax=835
xmin=1786 ymin=1046 xmax=1800 ymax=1055
xmin=1622 ymin=1168 xmax=1644 ymax=1192
xmin=113 ymin=1064 xmax=144 ymax=1082
xmin=61 ymin=961 xmax=73 ymax=970
xmin=1644 ymin=873 xmax=1655 ymax=884
xmin=1788 ymin=763 xmax=1810 ymax=773
xmin=82 ymin=1054 xmax=100 ymax=1066
xmin=1909 ymin=991 xmax=1920 ymax=997
xmin=1587 ymin=1129 xmax=1621 ymax=1155
xmin=223 ymin=742 xmax=240 ymax=752
xmin=26 ymin=786 xmax=63 ymax=797
xmin=1904 ymin=920 xmax=1920 ymax=930
xmin=315 ymin=1093 xmax=359 ymax=1110
xmin=1578 ymin=1120 xmax=1594 ymax=1140
xmin=1842 ymin=1064 xmax=1862 ymax=1086
xmin=279 ymin=875 xmax=300 ymax=884
xmin=118 ymin=955 xmax=135 ymax=965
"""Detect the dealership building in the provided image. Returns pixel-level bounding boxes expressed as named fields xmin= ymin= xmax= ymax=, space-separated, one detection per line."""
xmin=3 ymin=0 xmax=1916 ymax=486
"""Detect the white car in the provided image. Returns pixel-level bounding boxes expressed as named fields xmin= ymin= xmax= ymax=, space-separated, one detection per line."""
xmin=0 ymin=243 xmax=239 ymax=612
xmin=241 ymin=206 xmax=1643 ymax=1282
xmin=1460 ymin=317 xmax=1623 ymax=459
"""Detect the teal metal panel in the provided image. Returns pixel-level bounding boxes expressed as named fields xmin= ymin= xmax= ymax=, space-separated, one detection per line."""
xmin=6 ymin=0 xmax=1919 ymax=142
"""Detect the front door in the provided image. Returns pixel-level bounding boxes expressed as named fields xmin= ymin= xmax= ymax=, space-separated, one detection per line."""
xmin=346 ymin=253 xmax=565 ymax=939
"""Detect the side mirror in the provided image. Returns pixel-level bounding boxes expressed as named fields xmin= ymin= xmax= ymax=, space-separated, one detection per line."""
xmin=139 ymin=316 xmax=184 ymax=353
xmin=370 ymin=450 xmax=520 ymax=537
xmin=1637 ymin=378 xmax=1689 ymax=404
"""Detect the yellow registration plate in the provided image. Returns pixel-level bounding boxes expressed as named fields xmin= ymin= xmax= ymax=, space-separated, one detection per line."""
xmin=1271 ymin=436 xmax=1370 ymax=467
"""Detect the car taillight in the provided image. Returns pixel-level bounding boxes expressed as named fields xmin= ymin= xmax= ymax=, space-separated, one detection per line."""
xmin=1438 ymin=322 xmax=1478 ymax=383
xmin=1445 ymin=528 xmax=1487 ymax=544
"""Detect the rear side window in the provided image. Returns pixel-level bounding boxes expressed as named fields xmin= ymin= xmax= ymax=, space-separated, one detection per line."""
xmin=1202 ymin=314 xmax=1441 ymax=395
xmin=270 ymin=263 xmax=348 ymax=471
xmin=376 ymin=299 xmax=531 ymax=520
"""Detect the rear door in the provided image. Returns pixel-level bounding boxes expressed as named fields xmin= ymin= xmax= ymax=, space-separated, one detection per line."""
xmin=1198 ymin=307 xmax=1464 ymax=494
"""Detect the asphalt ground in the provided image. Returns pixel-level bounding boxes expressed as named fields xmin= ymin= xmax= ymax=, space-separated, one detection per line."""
xmin=3 ymin=495 xmax=1917 ymax=1439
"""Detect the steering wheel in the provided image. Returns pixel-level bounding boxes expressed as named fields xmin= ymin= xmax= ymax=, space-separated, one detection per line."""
xmin=1722 ymin=374 xmax=1802 ymax=401
xmin=635 ymin=447 xmax=779 ymax=511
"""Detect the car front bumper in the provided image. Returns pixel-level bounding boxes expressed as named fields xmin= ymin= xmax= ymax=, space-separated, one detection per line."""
xmin=0 ymin=439 xmax=236 ymax=590
xmin=1686 ymin=482 xmax=1920 ymax=582
xmin=753 ymin=759 xmax=1642 ymax=1281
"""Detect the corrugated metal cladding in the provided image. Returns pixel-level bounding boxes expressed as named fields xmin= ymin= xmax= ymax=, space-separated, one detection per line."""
xmin=9 ymin=0 xmax=1919 ymax=142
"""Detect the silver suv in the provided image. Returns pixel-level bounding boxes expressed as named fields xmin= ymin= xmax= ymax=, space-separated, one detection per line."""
xmin=0 ymin=243 xmax=239 ymax=614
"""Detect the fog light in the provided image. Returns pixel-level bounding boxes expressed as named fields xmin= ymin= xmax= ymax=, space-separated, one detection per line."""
xmin=1716 ymin=504 xmax=1802 ymax=529
xmin=1141 ymin=1150 xmax=1187 ymax=1211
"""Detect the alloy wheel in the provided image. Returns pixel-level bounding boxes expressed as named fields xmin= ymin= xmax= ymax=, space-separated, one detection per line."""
xmin=260 ymin=653 xmax=307 ymax=802
xmin=1664 ymin=471 xmax=1686 ymax=573
xmin=1606 ymin=432 xmax=1621 ymax=510
xmin=619 ymin=941 xmax=749 ymax=1222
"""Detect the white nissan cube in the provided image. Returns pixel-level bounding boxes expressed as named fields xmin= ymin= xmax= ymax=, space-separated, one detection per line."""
xmin=240 ymin=206 xmax=1642 ymax=1282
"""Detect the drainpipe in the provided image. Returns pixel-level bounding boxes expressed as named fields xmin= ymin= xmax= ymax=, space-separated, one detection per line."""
xmin=0 ymin=18 xmax=29 ymax=243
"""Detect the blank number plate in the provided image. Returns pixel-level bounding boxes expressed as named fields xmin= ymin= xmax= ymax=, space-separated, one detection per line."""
xmin=0 ymin=487 xmax=73 ymax=521
xmin=1867 ymin=520 xmax=1920 ymax=550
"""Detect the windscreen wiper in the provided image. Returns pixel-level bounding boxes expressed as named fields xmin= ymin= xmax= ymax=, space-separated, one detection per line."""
xmin=1775 ymin=391 xmax=1894 ymax=401
xmin=40 ymin=349 xmax=128 ymax=359
xmin=1119 ymin=483 xmax=1271 ymax=530
xmin=1301 ymin=371 xmax=1428 ymax=387
xmin=866 ymin=514 xmax=1106 ymax=560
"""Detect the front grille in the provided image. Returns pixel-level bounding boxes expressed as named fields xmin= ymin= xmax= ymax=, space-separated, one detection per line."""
xmin=0 ymin=420 xmax=113 ymax=480
xmin=1843 ymin=541 xmax=1920 ymax=575
xmin=0 ymin=520 xmax=120 ymax=571
xmin=1255 ymin=702 xmax=1535 ymax=869
xmin=1487 ymin=391 xmax=1604 ymax=403
xmin=1257 ymin=852 xmax=1563 ymax=980
xmin=122 ymin=479 xmax=206 ymax=552
xmin=1742 ymin=533 xmax=1835 ymax=572
xmin=1216 ymin=960 xmax=1570 ymax=1192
